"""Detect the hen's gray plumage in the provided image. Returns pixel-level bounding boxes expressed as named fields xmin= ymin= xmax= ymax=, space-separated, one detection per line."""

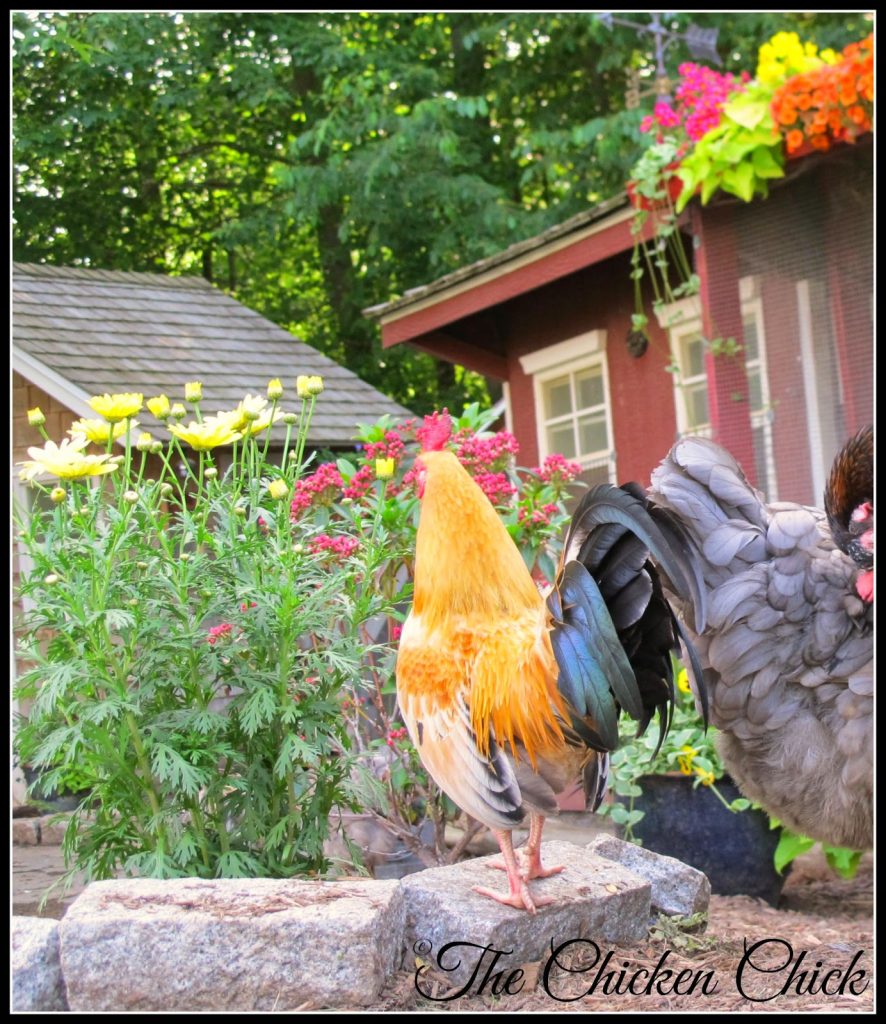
xmin=649 ymin=435 xmax=873 ymax=850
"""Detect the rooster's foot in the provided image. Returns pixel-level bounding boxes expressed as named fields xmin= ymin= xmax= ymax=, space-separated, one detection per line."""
xmin=471 ymin=883 xmax=555 ymax=915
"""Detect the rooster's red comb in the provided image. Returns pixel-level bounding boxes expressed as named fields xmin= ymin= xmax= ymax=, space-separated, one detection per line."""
xmin=416 ymin=410 xmax=452 ymax=452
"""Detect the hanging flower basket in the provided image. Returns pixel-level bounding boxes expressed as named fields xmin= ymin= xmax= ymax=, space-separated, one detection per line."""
xmin=626 ymin=162 xmax=685 ymax=212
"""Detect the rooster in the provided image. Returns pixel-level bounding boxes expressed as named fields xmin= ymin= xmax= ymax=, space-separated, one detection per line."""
xmin=604 ymin=426 xmax=873 ymax=851
xmin=395 ymin=411 xmax=707 ymax=912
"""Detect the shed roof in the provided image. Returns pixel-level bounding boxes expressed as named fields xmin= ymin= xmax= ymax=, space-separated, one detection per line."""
xmin=13 ymin=262 xmax=411 ymax=446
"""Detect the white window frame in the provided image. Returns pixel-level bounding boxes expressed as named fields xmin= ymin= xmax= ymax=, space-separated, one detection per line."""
xmin=656 ymin=279 xmax=778 ymax=498
xmin=519 ymin=330 xmax=616 ymax=482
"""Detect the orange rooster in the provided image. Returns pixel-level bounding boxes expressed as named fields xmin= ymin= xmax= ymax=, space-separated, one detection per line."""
xmin=396 ymin=412 xmax=706 ymax=912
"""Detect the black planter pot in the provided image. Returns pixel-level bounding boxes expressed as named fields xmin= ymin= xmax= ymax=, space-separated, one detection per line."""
xmin=22 ymin=765 xmax=91 ymax=813
xmin=621 ymin=773 xmax=789 ymax=906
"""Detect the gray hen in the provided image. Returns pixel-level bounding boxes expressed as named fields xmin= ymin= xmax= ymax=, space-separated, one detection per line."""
xmin=644 ymin=430 xmax=873 ymax=850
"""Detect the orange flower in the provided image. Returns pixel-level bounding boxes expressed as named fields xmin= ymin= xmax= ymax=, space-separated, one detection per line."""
xmin=809 ymin=134 xmax=831 ymax=151
xmin=786 ymin=129 xmax=805 ymax=153
xmin=847 ymin=104 xmax=869 ymax=127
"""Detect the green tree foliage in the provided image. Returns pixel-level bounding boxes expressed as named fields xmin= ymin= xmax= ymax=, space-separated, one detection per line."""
xmin=12 ymin=11 xmax=868 ymax=413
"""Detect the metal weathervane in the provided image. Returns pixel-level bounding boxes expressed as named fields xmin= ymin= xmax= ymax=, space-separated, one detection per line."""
xmin=597 ymin=12 xmax=721 ymax=107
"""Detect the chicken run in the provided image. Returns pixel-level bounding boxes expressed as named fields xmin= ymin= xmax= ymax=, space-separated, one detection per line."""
xmin=396 ymin=414 xmax=872 ymax=918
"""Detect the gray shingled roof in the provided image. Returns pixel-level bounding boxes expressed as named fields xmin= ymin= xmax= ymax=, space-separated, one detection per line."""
xmin=13 ymin=262 xmax=412 ymax=446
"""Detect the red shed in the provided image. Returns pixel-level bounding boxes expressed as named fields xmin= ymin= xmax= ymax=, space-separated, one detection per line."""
xmin=365 ymin=140 xmax=872 ymax=504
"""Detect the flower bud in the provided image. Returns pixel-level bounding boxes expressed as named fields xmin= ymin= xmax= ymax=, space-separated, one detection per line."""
xmin=180 ymin=552 xmax=190 ymax=562
xmin=44 ymin=573 xmax=59 ymax=585
xmin=137 ymin=562 xmax=149 ymax=570
xmin=241 ymin=406 xmax=260 ymax=422
xmin=50 ymin=486 xmax=67 ymax=503
xmin=283 ymin=412 xmax=298 ymax=425
xmin=204 ymin=467 xmax=218 ymax=480
xmin=287 ymin=450 xmax=297 ymax=461
xmin=296 ymin=375 xmax=311 ymax=399
xmin=375 ymin=457 xmax=395 ymax=480
xmin=28 ymin=407 xmax=46 ymax=427
xmin=234 ymin=506 xmax=247 ymax=518
xmin=268 ymin=478 xmax=289 ymax=500
xmin=185 ymin=381 xmax=203 ymax=403
xmin=136 ymin=432 xmax=154 ymax=452
xmin=170 ymin=403 xmax=187 ymax=420
xmin=160 ymin=482 xmax=174 ymax=496
xmin=267 ymin=378 xmax=283 ymax=401
xmin=307 ymin=375 xmax=324 ymax=396
xmin=293 ymin=543 xmax=304 ymax=554
xmin=128 ymin=598 xmax=139 ymax=607
xmin=150 ymin=441 xmax=163 ymax=455
xmin=124 ymin=490 xmax=139 ymax=504
xmin=110 ymin=454 xmax=126 ymax=465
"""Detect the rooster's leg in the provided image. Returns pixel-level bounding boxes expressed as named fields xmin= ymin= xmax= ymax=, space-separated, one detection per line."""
xmin=522 ymin=813 xmax=565 ymax=881
xmin=472 ymin=829 xmax=555 ymax=914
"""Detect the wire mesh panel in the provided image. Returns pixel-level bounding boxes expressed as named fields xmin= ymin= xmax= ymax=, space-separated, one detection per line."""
xmin=724 ymin=141 xmax=873 ymax=506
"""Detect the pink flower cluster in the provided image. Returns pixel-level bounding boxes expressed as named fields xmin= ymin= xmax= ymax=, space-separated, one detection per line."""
xmin=342 ymin=463 xmax=375 ymax=501
xmin=640 ymin=63 xmax=748 ymax=142
xmin=518 ymin=502 xmax=560 ymax=526
xmin=474 ymin=471 xmax=517 ymax=506
xmin=290 ymin=462 xmax=344 ymax=518
xmin=386 ymin=726 xmax=409 ymax=748
xmin=309 ymin=533 xmax=360 ymax=560
xmin=207 ymin=623 xmax=234 ymax=645
xmin=455 ymin=429 xmax=520 ymax=474
xmin=363 ymin=429 xmax=406 ymax=463
xmin=535 ymin=453 xmax=582 ymax=485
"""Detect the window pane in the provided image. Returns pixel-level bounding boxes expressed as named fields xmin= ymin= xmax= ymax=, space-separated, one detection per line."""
xmin=743 ymin=317 xmax=759 ymax=362
xmin=685 ymin=383 xmax=709 ymax=428
xmin=747 ymin=368 xmax=763 ymax=411
xmin=753 ymin=424 xmax=770 ymax=499
xmin=547 ymin=423 xmax=576 ymax=458
xmin=576 ymin=369 xmax=604 ymax=410
xmin=577 ymin=414 xmax=608 ymax=456
xmin=682 ymin=334 xmax=706 ymax=377
xmin=544 ymin=377 xmax=572 ymax=419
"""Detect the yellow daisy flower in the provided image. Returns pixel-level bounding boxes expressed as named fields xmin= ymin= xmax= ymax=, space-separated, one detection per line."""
xmin=167 ymin=412 xmax=243 ymax=451
xmin=677 ymin=745 xmax=698 ymax=776
xmin=68 ymin=418 xmax=134 ymax=444
xmin=87 ymin=392 xmax=144 ymax=422
xmin=18 ymin=436 xmax=120 ymax=482
xmin=146 ymin=395 xmax=172 ymax=420
xmin=268 ymin=479 xmax=289 ymax=500
xmin=231 ymin=395 xmax=284 ymax=435
xmin=185 ymin=381 xmax=203 ymax=403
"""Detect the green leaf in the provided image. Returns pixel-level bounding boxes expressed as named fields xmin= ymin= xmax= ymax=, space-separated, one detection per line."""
xmin=725 ymin=97 xmax=770 ymax=130
xmin=773 ymin=829 xmax=816 ymax=875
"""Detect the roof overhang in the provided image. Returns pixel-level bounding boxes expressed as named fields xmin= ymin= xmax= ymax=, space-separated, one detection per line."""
xmin=13 ymin=347 xmax=131 ymax=447
xmin=364 ymin=194 xmax=649 ymax=350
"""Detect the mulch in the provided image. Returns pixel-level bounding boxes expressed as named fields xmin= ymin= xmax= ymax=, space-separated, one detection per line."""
xmin=370 ymin=850 xmax=874 ymax=1012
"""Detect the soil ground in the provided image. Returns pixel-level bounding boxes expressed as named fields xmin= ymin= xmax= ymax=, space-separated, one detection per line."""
xmin=370 ymin=849 xmax=874 ymax=1013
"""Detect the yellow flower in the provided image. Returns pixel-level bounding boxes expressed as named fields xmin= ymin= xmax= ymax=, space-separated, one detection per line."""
xmin=18 ymin=436 xmax=120 ymax=482
xmin=231 ymin=394 xmax=284 ymax=435
xmin=375 ymin=457 xmax=395 ymax=480
xmin=297 ymin=374 xmax=325 ymax=398
xmin=267 ymin=378 xmax=283 ymax=401
xmin=147 ymin=395 xmax=172 ymax=420
xmin=185 ymin=381 xmax=203 ymax=403
xmin=87 ymin=392 xmax=143 ymax=422
xmin=27 ymin=407 xmax=45 ymax=427
xmin=167 ymin=412 xmax=243 ymax=451
xmin=676 ymin=668 xmax=691 ymax=695
xmin=268 ymin=478 xmax=289 ymax=501
xmin=677 ymin=745 xmax=698 ymax=776
xmin=695 ymin=766 xmax=716 ymax=787
xmin=68 ymin=418 xmax=134 ymax=444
